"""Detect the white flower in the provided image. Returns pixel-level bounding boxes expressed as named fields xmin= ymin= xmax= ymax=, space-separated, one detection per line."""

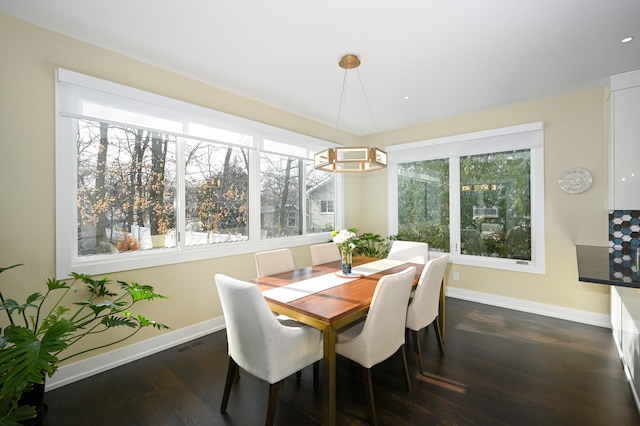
xmin=332 ymin=229 xmax=357 ymax=252
xmin=333 ymin=229 xmax=355 ymax=244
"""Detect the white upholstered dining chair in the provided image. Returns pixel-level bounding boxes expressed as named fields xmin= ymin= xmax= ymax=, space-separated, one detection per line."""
xmin=255 ymin=248 xmax=296 ymax=277
xmin=335 ymin=266 xmax=416 ymax=426
xmin=255 ymin=247 xmax=303 ymax=328
xmin=387 ymin=240 xmax=429 ymax=264
xmin=215 ymin=274 xmax=323 ymax=426
xmin=310 ymin=242 xmax=341 ymax=265
xmin=406 ymin=253 xmax=449 ymax=375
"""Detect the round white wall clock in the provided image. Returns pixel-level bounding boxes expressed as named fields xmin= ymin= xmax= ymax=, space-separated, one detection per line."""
xmin=558 ymin=168 xmax=593 ymax=194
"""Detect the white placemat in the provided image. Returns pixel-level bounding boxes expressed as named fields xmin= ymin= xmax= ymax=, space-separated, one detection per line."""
xmin=262 ymin=258 xmax=408 ymax=303
xmin=262 ymin=273 xmax=357 ymax=303
xmin=350 ymin=258 xmax=408 ymax=276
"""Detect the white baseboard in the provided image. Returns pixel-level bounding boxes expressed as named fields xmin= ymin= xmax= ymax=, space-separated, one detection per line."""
xmin=446 ymin=286 xmax=611 ymax=328
xmin=46 ymin=289 xmax=610 ymax=392
xmin=46 ymin=316 xmax=226 ymax=391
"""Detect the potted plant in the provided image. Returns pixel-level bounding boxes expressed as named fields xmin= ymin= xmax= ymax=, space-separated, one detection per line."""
xmin=0 ymin=264 xmax=169 ymax=425
xmin=354 ymin=232 xmax=391 ymax=259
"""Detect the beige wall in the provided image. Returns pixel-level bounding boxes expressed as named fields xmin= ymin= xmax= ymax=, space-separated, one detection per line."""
xmin=0 ymin=14 xmax=611 ymax=363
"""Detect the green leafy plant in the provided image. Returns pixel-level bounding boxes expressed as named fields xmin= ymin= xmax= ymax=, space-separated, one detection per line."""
xmin=0 ymin=264 xmax=169 ymax=425
xmin=392 ymin=222 xmax=450 ymax=252
xmin=328 ymin=229 xmax=391 ymax=259
xmin=354 ymin=232 xmax=390 ymax=259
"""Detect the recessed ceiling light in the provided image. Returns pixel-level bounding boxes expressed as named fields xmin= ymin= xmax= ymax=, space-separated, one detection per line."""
xmin=403 ymin=96 xmax=411 ymax=100
xmin=621 ymin=36 xmax=634 ymax=43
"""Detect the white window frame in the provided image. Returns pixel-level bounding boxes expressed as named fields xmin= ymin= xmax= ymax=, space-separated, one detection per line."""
xmin=387 ymin=122 xmax=545 ymax=274
xmin=55 ymin=69 xmax=343 ymax=279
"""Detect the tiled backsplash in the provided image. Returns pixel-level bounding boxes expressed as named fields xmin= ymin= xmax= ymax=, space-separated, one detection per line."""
xmin=609 ymin=210 xmax=640 ymax=281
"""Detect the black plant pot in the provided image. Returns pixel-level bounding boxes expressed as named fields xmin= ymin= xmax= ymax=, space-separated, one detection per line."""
xmin=18 ymin=381 xmax=48 ymax=425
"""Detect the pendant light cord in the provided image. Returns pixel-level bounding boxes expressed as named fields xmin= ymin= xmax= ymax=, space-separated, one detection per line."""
xmin=355 ymin=68 xmax=378 ymax=134
xmin=333 ymin=68 xmax=348 ymax=144
xmin=333 ymin=65 xmax=378 ymax=142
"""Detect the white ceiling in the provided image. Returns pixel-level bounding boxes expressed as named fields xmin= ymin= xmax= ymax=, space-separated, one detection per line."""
xmin=2 ymin=0 xmax=639 ymax=135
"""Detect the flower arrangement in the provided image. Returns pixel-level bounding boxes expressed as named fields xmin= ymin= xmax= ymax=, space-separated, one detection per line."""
xmin=331 ymin=228 xmax=358 ymax=253
xmin=332 ymin=228 xmax=358 ymax=275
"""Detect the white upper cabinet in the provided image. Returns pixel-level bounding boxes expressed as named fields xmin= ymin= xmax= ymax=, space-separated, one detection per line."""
xmin=610 ymin=69 xmax=640 ymax=210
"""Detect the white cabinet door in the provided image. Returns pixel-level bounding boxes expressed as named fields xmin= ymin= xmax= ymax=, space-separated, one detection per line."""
xmin=611 ymin=71 xmax=640 ymax=210
xmin=611 ymin=286 xmax=640 ymax=403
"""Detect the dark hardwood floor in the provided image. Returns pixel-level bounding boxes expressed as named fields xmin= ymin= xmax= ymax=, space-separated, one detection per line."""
xmin=42 ymin=298 xmax=640 ymax=425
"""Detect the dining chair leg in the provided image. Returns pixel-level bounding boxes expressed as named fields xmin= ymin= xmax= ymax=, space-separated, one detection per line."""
xmin=313 ymin=361 xmax=320 ymax=392
xmin=265 ymin=381 xmax=280 ymax=426
xmin=221 ymin=356 xmax=238 ymax=413
xmin=399 ymin=344 xmax=412 ymax=393
xmin=226 ymin=340 xmax=241 ymax=379
xmin=361 ymin=366 xmax=378 ymax=426
xmin=411 ymin=329 xmax=424 ymax=376
xmin=433 ymin=317 xmax=445 ymax=354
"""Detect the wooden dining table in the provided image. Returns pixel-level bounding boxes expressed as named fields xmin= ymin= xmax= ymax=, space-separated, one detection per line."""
xmin=252 ymin=256 xmax=445 ymax=426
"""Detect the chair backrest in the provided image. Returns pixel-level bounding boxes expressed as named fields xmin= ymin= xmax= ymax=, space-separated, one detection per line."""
xmin=215 ymin=274 xmax=321 ymax=383
xmin=310 ymin=242 xmax=341 ymax=265
xmin=255 ymin=248 xmax=296 ymax=277
xmin=355 ymin=266 xmax=416 ymax=368
xmin=387 ymin=241 xmax=429 ymax=264
xmin=406 ymin=254 xmax=449 ymax=331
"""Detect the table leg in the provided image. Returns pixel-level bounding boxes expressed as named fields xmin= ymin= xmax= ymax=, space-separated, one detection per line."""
xmin=322 ymin=326 xmax=336 ymax=426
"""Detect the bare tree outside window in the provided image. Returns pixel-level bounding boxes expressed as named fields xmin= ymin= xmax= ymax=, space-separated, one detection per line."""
xmin=260 ymin=153 xmax=302 ymax=238
xmin=184 ymin=140 xmax=249 ymax=245
xmin=77 ymin=120 xmax=176 ymax=255
xmin=58 ymin=69 xmax=339 ymax=276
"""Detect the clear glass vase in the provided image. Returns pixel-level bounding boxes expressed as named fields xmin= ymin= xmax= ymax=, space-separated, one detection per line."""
xmin=341 ymin=250 xmax=353 ymax=275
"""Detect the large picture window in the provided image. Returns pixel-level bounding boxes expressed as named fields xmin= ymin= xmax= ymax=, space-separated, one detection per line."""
xmin=388 ymin=123 xmax=544 ymax=273
xmin=56 ymin=69 xmax=338 ymax=278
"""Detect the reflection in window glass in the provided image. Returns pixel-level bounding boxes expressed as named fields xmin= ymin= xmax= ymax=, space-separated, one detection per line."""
xmin=460 ymin=150 xmax=531 ymax=260
xmin=396 ymin=159 xmax=450 ymax=251
xmin=76 ymin=120 xmax=176 ymax=255
xmin=184 ymin=139 xmax=249 ymax=245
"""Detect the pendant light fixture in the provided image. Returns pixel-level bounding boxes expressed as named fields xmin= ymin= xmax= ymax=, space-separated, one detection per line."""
xmin=314 ymin=54 xmax=387 ymax=172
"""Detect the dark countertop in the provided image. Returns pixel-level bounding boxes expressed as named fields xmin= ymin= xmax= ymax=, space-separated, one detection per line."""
xmin=576 ymin=245 xmax=640 ymax=288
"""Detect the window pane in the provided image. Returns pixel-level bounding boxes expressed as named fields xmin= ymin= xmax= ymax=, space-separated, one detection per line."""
xmin=77 ymin=120 xmax=176 ymax=255
xmin=260 ymin=153 xmax=303 ymax=238
xmin=184 ymin=139 xmax=249 ymax=245
xmin=460 ymin=149 xmax=531 ymax=259
xmin=306 ymin=166 xmax=335 ymax=233
xmin=396 ymin=159 xmax=450 ymax=251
